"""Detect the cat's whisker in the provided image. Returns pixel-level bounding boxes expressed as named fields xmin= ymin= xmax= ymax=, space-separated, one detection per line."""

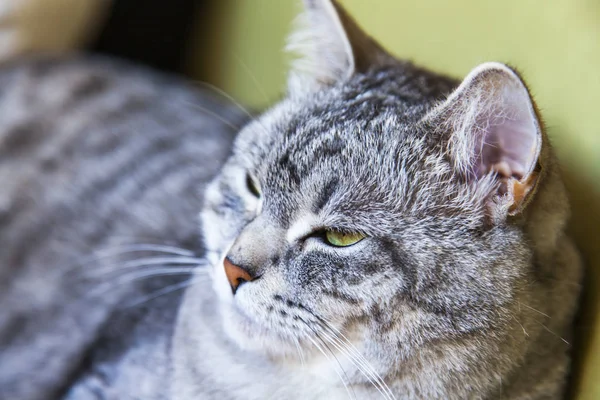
xmin=304 ymin=334 xmax=355 ymax=400
xmin=298 ymin=317 xmax=355 ymax=399
xmin=123 ymin=274 xmax=212 ymax=308
xmin=536 ymin=321 xmax=570 ymax=346
xmin=316 ymin=317 xmax=395 ymax=400
xmin=316 ymin=324 xmax=393 ymax=400
xmin=294 ymin=337 xmax=306 ymax=368
xmin=188 ymin=80 xmax=279 ymax=145
xmin=230 ymin=52 xmax=270 ymax=105
xmin=326 ymin=335 xmax=392 ymax=400
xmin=88 ymin=244 xmax=195 ymax=258
xmin=190 ymin=79 xmax=274 ymax=139
xmin=66 ymin=244 xmax=197 ymax=273
xmin=511 ymin=304 xmax=569 ymax=345
xmin=89 ymin=267 xmax=201 ymax=297
xmin=315 ymin=333 xmax=358 ymax=400
xmin=518 ymin=302 xmax=551 ymax=319
xmin=84 ymin=256 xmax=205 ymax=278
xmin=511 ymin=314 xmax=530 ymax=338
xmin=191 ymin=80 xmax=257 ymax=122
xmin=183 ymin=101 xmax=246 ymax=133
xmin=317 ymin=329 xmax=388 ymax=400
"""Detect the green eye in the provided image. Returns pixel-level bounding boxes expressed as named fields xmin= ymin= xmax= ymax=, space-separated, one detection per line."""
xmin=324 ymin=231 xmax=365 ymax=247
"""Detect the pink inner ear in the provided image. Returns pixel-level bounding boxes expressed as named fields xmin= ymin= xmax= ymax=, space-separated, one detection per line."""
xmin=474 ymin=89 xmax=539 ymax=180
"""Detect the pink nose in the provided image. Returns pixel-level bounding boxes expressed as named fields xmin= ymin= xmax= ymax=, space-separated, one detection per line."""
xmin=223 ymin=257 xmax=253 ymax=294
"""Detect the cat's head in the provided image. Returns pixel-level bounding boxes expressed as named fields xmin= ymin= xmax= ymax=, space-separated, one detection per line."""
xmin=201 ymin=0 xmax=567 ymax=384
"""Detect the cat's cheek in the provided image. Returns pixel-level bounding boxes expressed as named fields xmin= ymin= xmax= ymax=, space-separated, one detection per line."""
xmin=199 ymin=209 xmax=224 ymax=256
xmin=219 ymin=273 xmax=293 ymax=351
xmin=200 ymin=206 xmax=242 ymax=260
xmin=219 ymin=305 xmax=260 ymax=352
xmin=212 ymin=255 xmax=234 ymax=305
xmin=218 ymin=301 xmax=270 ymax=353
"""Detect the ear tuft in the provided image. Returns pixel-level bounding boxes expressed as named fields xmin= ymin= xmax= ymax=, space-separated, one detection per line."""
xmin=424 ymin=62 xmax=543 ymax=216
xmin=287 ymin=0 xmax=388 ymax=93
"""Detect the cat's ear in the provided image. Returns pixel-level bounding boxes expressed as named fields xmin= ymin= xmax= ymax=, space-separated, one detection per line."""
xmin=287 ymin=0 xmax=388 ymax=93
xmin=424 ymin=62 xmax=543 ymax=217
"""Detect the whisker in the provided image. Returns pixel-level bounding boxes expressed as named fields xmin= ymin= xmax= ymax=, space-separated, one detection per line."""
xmin=123 ymin=274 xmax=212 ymax=308
xmin=90 ymin=244 xmax=195 ymax=258
xmin=66 ymin=244 xmax=197 ymax=273
xmin=518 ymin=302 xmax=550 ymax=318
xmin=304 ymin=334 xmax=354 ymax=400
xmin=183 ymin=101 xmax=245 ymax=132
xmin=231 ymin=52 xmax=270 ymax=105
xmin=299 ymin=318 xmax=356 ymax=399
xmin=294 ymin=337 xmax=306 ymax=368
xmin=512 ymin=315 xmax=530 ymax=337
xmin=316 ymin=323 xmax=393 ymax=400
xmin=192 ymin=80 xmax=258 ymax=123
xmin=316 ymin=333 xmax=357 ymax=400
xmin=84 ymin=256 xmax=204 ymax=278
xmin=89 ymin=266 xmax=200 ymax=296
xmin=317 ymin=317 xmax=395 ymax=400
xmin=189 ymin=79 xmax=274 ymax=139
xmin=321 ymin=335 xmax=390 ymax=400
xmin=537 ymin=322 xmax=570 ymax=345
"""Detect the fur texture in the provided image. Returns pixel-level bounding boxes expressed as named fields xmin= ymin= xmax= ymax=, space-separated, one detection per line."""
xmin=174 ymin=1 xmax=582 ymax=399
xmin=0 ymin=1 xmax=582 ymax=399
xmin=0 ymin=56 xmax=245 ymax=399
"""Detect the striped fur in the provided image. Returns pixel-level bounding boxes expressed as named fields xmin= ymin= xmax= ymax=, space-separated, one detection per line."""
xmin=0 ymin=56 xmax=246 ymax=399
xmin=173 ymin=1 xmax=582 ymax=399
xmin=0 ymin=1 xmax=583 ymax=399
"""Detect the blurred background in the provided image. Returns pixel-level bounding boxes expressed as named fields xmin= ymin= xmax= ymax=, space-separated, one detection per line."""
xmin=1 ymin=0 xmax=598 ymax=398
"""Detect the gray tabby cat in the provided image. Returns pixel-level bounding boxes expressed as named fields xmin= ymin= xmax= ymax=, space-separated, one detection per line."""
xmin=0 ymin=0 xmax=582 ymax=399
xmin=173 ymin=1 xmax=582 ymax=399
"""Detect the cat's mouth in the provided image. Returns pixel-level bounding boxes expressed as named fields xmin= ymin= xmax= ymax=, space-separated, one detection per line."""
xmin=219 ymin=297 xmax=308 ymax=357
xmin=210 ymin=259 xmax=298 ymax=354
xmin=210 ymin=251 xmax=362 ymax=364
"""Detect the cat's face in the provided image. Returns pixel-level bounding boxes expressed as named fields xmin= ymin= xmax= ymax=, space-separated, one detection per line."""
xmin=201 ymin=0 xmax=545 ymax=376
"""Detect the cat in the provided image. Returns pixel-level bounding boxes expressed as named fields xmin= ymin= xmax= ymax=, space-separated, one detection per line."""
xmin=172 ymin=1 xmax=583 ymax=399
xmin=0 ymin=0 xmax=582 ymax=399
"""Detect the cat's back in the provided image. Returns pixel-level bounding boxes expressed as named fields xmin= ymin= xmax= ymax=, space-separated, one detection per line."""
xmin=0 ymin=56 xmax=245 ymax=399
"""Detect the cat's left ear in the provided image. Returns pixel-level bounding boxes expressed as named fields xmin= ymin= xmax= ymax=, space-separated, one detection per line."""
xmin=287 ymin=0 xmax=389 ymax=93
xmin=423 ymin=62 xmax=543 ymax=217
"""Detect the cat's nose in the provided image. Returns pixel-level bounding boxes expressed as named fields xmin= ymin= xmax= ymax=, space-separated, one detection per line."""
xmin=223 ymin=257 xmax=255 ymax=294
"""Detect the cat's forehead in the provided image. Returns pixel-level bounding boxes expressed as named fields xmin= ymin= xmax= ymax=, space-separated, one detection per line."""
xmin=257 ymin=81 xmax=437 ymax=179
xmin=239 ymin=65 xmax=455 ymax=159
xmin=246 ymin=111 xmax=427 ymax=229
xmin=232 ymin=68 xmax=461 ymax=227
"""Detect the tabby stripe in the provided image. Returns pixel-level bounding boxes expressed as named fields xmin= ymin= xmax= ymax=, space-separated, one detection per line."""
xmin=4 ymin=133 xmax=182 ymax=273
xmin=80 ymin=153 xmax=206 ymax=249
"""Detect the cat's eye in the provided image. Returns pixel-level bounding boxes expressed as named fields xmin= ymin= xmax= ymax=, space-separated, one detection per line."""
xmin=246 ymin=173 xmax=261 ymax=198
xmin=324 ymin=231 xmax=365 ymax=247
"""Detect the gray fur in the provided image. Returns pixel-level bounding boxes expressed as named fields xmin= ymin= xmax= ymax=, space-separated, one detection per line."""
xmin=0 ymin=1 xmax=582 ymax=399
xmin=174 ymin=1 xmax=582 ymax=399
xmin=0 ymin=56 xmax=245 ymax=399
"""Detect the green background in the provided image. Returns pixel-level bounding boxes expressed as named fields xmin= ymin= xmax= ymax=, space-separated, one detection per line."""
xmin=190 ymin=1 xmax=600 ymax=397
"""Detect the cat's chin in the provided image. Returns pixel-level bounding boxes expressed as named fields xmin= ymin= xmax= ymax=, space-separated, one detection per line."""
xmin=218 ymin=302 xmax=300 ymax=359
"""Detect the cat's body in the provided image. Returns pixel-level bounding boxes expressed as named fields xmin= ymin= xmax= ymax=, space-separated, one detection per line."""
xmin=0 ymin=1 xmax=582 ymax=399
xmin=0 ymin=56 xmax=245 ymax=399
